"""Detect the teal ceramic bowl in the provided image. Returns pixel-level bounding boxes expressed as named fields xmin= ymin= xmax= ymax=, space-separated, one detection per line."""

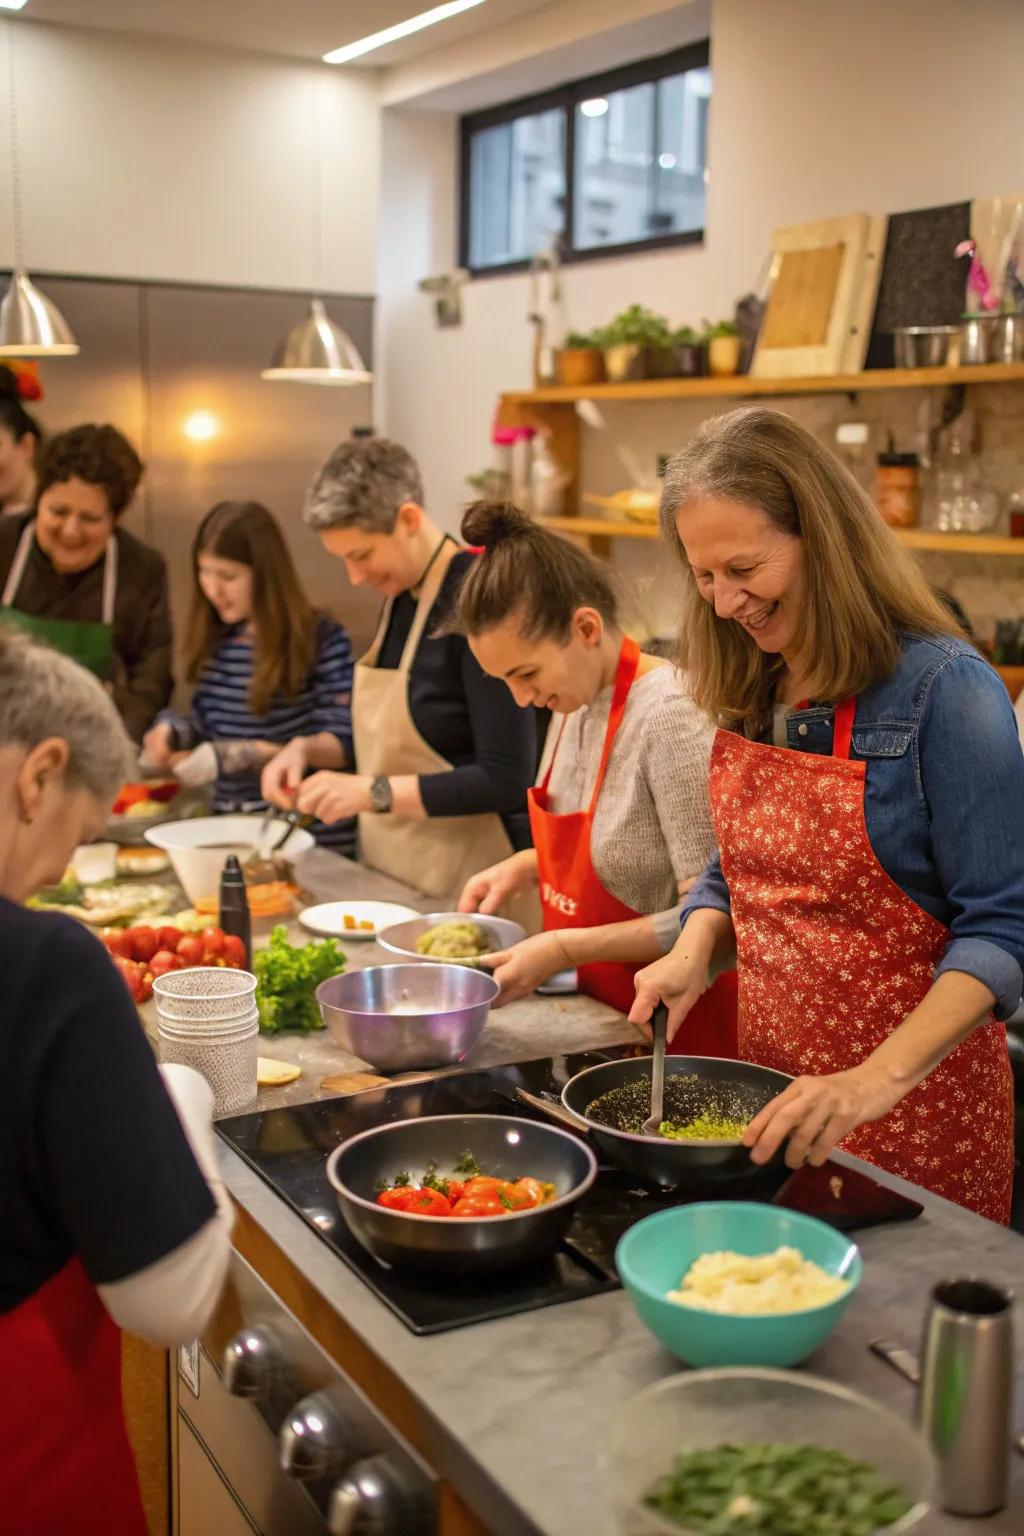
xmin=616 ymin=1202 xmax=861 ymax=1368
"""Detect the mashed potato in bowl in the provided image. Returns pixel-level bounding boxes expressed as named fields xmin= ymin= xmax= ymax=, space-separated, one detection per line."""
xmin=667 ymin=1246 xmax=849 ymax=1315
xmin=415 ymin=919 xmax=494 ymax=961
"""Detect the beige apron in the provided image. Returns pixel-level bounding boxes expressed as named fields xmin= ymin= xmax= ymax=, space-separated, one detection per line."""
xmin=353 ymin=538 xmax=521 ymax=907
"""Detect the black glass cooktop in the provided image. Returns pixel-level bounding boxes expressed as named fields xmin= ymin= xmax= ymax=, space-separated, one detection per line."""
xmin=217 ymin=1049 xmax=922 ymax=1337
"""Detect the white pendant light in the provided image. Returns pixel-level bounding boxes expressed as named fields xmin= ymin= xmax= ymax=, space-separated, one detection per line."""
xmin=262 ymin=76 xmax=369 ymax=387
xmin=0 ymin=22 xmax=78 ymax=357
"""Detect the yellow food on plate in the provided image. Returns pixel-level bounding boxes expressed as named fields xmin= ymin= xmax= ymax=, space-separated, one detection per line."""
xmin=415 ymin=919 xmax=493 ymax=959
xmin=667 ymin=1246 xmax=849 ymax=1315
xmin=121 ymin=798 xmax=166 ymax=818
xmin=256 ymin=1058 xmax=301 ymax=1087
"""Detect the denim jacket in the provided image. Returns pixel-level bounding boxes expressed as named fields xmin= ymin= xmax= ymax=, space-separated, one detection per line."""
xmin=682 ymin=634 xmax=1024 ymax=1019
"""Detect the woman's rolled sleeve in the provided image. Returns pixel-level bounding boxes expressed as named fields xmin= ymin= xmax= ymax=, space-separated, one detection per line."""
xmin=680 ymin=848 xmax=732 ymax=929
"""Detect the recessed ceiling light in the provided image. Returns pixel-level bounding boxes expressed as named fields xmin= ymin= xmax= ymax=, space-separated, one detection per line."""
xmin=183 ymin=410 xmax=220 ymax=442
xmin=323 ymin=0 xmax=488 ymax=66
xmin=579 ymin=98 xmax=609 ymax=118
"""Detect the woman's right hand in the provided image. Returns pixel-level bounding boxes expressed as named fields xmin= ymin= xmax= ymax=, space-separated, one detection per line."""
xmin=629 ymin=948 xmax=709 ymax=1044
xmin=458 ymin=850 xmax=537 ymax=916
xmin=141 ymin=722 xmax=174 ymax=769
xmin=261 ymin=739 xmax=307 ymax=808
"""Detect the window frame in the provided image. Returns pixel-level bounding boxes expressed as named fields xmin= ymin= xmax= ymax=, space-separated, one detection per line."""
xmin=458 ymin=41 xmax=711 ymax=278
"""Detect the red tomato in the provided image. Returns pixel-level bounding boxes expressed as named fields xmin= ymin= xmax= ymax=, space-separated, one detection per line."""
xmin=503 ymin=1177 xmax=551 ymax=1210
xmin=128 ymin=927 xmax=158 ymax=963
xmin=404 ymin=1186 xmax=451 ymax=1216
xmin=461 ymin=1176 xmax=506 ymax=1197
xmin=445 ymin=1180 xmax=467 ymax=1204
xmin=114 ymin=956 xmax=152 ymax=1004
xmin=220 ymin=933 xmax=247 ymax=968
xmin=155 ymin=926 xmax=183 ymax=952
xmin=450 ymin=1194 xmax=506 ymax=1218
xmin=175 ymin=934 xmax=204 ymax=965
xmin=201 ymin=927 xmax=226 ymax=958
xmin=103 ymin=929 xmax=132 ymax=959
xmin=376 ymin=1187 xmax=418 ymax=1212
xmin=150 ymin=949 xmax=185 ymax=977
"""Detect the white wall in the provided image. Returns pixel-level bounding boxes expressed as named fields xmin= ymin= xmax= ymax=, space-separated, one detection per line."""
xmin=377 ymin=0 xmax=1024 ymax=548
xmin=0 ymin=20 xmax=380 ymax=293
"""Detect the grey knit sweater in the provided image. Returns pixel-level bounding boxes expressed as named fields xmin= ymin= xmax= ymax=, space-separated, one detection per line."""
xmin=540 ymin=664 xmax=716 ymax=950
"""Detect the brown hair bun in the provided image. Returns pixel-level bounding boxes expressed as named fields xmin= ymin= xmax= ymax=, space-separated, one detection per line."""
xmin=460 ymin=500 xmax=533 ymax=549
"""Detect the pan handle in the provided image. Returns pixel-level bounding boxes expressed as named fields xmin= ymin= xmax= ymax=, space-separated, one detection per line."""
xmin=514 ymin=1087 xmax=592 ymax=1137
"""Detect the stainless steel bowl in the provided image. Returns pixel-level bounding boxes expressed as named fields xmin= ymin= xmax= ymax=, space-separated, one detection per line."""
xmin=376 ymin=910 xmax=527 ymax=964
xmin=892 ymin=325 xmax=959 ymax=369
xmin=316 ymin=963 xmax=499 ymax=1072
xmin=325 ymin=1113 xmax=598 ymax=1275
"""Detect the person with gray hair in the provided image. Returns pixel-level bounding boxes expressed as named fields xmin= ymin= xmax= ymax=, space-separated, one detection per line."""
xmin=0 ymin=627 xmax=232 ymax=1533
xmin=262 ymin=436 xmax=537 ymax=909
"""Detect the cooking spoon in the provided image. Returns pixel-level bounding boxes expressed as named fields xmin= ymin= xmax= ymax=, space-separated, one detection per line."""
xmin=641 ymin=1004 xmax=669 ymax=1136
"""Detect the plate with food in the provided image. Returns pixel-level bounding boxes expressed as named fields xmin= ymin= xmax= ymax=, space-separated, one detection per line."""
xmin=377 ymin=911 xmax=527 ymax=965
xmin=106 ymin=780 xmax=182 ymax=843
xmin=29 ymin=876 xmax=178 ymax=927
xmin=116 ymin=845 xmax=171 ymax=878
xmin=298 ymin=900 xmax=420 ymax=941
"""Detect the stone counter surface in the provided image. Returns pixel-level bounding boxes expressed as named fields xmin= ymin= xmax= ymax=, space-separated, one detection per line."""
xmin=200 ymin=849 xmax=1023 ymax=1535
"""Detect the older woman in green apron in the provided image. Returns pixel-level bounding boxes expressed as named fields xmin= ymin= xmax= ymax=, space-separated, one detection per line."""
xmin=0 ymin=424 xmax=171 ymax=740
xmin=261 ymin=437 xmax=537 ymax=905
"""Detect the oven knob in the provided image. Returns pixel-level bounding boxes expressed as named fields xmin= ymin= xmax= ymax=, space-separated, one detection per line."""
xmin=328 ymin=1455 xmax=426 ymax=1535
xmin=222 ymin=1325 xmax=280 ymax=1401
xmin=279 ymin=1391 xmax=356 ymax=1482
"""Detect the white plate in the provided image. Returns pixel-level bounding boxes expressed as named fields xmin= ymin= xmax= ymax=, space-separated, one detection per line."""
xmin=298 ymin=901 xmax=420 ymax=941
xmin=536 ymin=968 xmax=579 ymax=996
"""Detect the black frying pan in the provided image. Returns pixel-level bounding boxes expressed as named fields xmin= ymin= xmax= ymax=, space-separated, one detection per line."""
xmin=560 ymin=1054 xmax=793 ymax=1188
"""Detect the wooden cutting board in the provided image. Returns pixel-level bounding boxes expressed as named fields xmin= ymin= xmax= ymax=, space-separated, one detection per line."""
xmin=320 ymin=1070 xmax=390 ymax=1095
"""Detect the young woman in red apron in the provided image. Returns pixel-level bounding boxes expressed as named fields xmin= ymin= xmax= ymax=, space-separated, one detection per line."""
xmin=451 ymin=501 xmax=736 ymax=1052
xmin=630 ymin=406 xmax=1021 ymax=1223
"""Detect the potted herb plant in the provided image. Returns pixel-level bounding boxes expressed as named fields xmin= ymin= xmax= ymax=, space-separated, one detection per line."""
xmin=704 ymin=318 xmax=742 ymax=378
xmin=602 ymin=305 xmax=676 ymax=381
xmin=555 ymin=330 xmax=607 ymax=387
xmin=672 ymin=325 xmax=706 ymax=378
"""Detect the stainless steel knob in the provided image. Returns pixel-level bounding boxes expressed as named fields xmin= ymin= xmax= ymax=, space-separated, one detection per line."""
xmin=222 ymin=1325 xmax=279 ymax=1401
xmin=329 ymin=1456 xmax=424 ymax=1535
xmin=279 ymin=1391 xmax=356 ymax=1483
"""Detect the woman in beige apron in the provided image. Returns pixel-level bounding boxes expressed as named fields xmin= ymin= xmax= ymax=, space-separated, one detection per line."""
xmin=261 ymin=437 xmax=537 ymax=909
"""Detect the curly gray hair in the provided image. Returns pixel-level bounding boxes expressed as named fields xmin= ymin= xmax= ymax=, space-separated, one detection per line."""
xmin=0 ymin=627 xmax=134 ymax=801
xmin=305 ymin=437 xmax=424 ymax=535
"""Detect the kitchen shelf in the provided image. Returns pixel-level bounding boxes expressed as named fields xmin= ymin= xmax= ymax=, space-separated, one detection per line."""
xmin=501 ymin=362 xmax=1024 ymax=407
xmin=540 ymin=516 xmax=1024 ymax=557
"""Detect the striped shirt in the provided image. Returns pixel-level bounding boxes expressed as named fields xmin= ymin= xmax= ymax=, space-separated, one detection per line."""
xmin=160 ymin=616 xmax=355 ymax=855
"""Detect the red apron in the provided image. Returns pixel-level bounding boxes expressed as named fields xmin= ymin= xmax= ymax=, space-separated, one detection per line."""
xmin=0 ymin=1257 xmax=146 ymax=1536
xmin=530 ymin=635 xmax=738 ymax=1055
xmin=711 ymin=697 xmax=1015 ymax=1223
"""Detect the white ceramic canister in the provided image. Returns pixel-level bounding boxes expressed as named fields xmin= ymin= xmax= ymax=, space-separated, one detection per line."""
xmin=157 ymin=1015 xmax=258 ymax=1116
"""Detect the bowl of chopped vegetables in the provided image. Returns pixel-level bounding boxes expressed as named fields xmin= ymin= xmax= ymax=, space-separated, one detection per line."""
xmin=316 ymin=962 xmax=498 ymax=1070
xmin=607 ymin=1368 xmax=935 ymax=1535
xmin=376 ymin=911 xmax=526 ymax=965
xmin=616 ymin=1203 xmax=862 ymax=1368
xmin=326 ymin=1113 xmax=598 ymax=1274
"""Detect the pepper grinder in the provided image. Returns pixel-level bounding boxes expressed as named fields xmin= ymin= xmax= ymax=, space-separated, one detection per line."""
xmin=919 ymin=1277 xmax=1014 ymax=1516
xmin=219 ymin=854 xmax=252 ymax=970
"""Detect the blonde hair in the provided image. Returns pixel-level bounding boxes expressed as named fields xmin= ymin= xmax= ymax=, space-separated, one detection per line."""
xmin=660 ymin=407 xmax=959 ymax=722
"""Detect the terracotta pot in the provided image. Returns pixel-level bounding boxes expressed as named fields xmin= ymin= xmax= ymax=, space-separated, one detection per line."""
xmin=708 ymin=334 xmax=742 ymax=377
xmin=603 ymin=343 xmax=646 ymax=382
xmin=555 ymin=347 xmax=606 ymax=387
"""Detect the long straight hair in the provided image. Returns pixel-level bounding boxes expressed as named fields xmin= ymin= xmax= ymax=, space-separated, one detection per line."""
xmin=660 ymin=408 xmax=961 ymax=722
xmin=184 ymin=501 xmax=318 ymax=715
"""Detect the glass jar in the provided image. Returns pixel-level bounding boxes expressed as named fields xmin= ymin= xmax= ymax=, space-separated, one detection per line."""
xmin=875 ymin=450 xmax=920 ymax=528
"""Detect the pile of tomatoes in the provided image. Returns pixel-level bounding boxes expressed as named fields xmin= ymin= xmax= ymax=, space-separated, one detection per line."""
xmin=103 ymin=924 xmax=247 ymax=1004
xmin=376 ymin=1173 xmax=555 ymax=1219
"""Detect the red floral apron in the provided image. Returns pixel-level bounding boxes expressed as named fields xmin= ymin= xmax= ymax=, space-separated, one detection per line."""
xmin=530 ymin=636 xmax=737 ymax=1054
xmin=0 ymin=1257 xmax=146 ymax=1535
xmin=710 ymin=697 xmax=1014 ymax=1223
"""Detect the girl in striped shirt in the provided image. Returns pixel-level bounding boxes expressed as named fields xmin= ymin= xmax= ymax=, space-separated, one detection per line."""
xmin=142 ymin=500 xmax=355 ymax=854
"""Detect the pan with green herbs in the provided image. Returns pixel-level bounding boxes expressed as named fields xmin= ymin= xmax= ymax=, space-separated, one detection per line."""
xmin=561 ymin=1055 xmax=794 ymax=1188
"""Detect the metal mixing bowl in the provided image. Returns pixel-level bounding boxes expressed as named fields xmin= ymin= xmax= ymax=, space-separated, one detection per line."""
xmin=316 ymin=963 xmax=499 ymax=1072
xmin=376 ymin=911 xmax=526 ymax=964
xmin=325 ymin=1113 xmax=598 ymax=1275
xmin=892 ymin=325 xmax=959 ymax=368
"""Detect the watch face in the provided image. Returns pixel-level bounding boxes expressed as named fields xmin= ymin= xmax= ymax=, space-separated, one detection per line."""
xmin=371 ymin=776 xmax=391 ymax=812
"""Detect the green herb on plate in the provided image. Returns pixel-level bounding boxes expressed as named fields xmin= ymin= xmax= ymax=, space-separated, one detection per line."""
xmin=254 ymin=925 xmax=345 ymax=1035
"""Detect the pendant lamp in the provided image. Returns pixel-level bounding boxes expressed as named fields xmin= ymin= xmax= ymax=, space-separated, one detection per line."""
xmin=0 ymin=23 xmax=78 ymax=357
xmin=262 ymin=77 xmax=369 ymax=386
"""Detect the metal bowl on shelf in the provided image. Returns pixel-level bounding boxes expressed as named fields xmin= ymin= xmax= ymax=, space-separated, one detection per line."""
xmin=376 ymin=910 xmax=526 ymax=964
xmin=325 ymin=1113 xmax=598 ymax=1275
xmin=316 ymin=962 xmax=499 ymax=1072
xmin=892 ymin=325 xmax=959 ymax=369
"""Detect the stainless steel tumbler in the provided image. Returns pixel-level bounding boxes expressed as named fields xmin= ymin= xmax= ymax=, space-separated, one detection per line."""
xmin=919 ymin=1277 xmax=1014 ymax=1516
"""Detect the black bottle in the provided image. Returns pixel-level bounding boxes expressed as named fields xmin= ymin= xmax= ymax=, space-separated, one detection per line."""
xmin=219 ymin=855 xmax=251 ymax=969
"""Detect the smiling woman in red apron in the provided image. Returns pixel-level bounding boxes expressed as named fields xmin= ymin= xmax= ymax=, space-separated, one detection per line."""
xmin=631 ymin=409 xmax=1023 ymax=1223
xmin=453 ymin=502 xmax=737 ymax=1054
xmin=0 ymin=630 xmax=231 ymax=1535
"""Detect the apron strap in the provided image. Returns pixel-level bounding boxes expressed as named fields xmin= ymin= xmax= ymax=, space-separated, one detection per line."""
xmin=359 ymin=536 xmax=456 ymax=668
xmin=100 ymin=536 xmax=118 ymax=627
xmin=832 ymin=697 xmax=856 ymax=760
xmin=397 ymin=536 xmax=458 ymax=674
xmin=1 ymin=521 xmax=34 ymax=607
xmin=538 ymin=713 xmax=570 ymax=793
xmin=589 ymin=635 xmax=641 ymax=813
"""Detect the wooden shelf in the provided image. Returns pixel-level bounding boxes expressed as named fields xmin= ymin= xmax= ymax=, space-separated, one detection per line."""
xmin=503 ymin=362 xmax=1024 ymax=407
xmin=540 ymin=516 xmax=1024 ymax=557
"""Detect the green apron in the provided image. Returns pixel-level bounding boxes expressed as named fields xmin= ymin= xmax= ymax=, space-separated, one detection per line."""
xmin=0 ymin=523 xmax=117 ymax=679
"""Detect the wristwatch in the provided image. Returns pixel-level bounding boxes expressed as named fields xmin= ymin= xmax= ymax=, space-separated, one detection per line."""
xmin=369 ymin=775 xmax=392 ymax=814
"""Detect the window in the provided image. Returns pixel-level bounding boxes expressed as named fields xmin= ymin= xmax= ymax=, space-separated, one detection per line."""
xmin=460 ymin=44 xmax=710 ymax=274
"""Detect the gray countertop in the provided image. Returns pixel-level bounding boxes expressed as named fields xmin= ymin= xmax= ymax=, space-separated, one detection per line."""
xmin=210 ymin=849 xmax=1024 ymax=1536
